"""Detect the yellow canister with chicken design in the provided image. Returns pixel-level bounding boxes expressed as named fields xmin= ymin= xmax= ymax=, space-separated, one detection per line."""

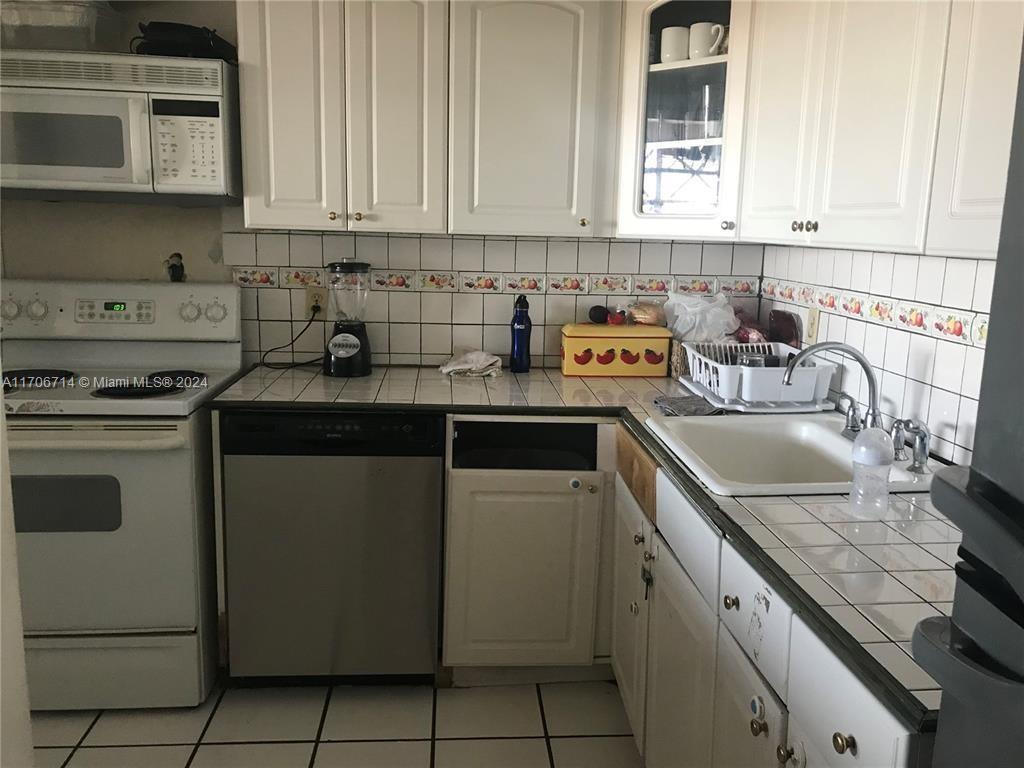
xmin=560 ymin=324 xmax=672 ymax=377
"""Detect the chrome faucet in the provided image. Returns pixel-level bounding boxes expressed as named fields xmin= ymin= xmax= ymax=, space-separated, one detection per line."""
xmin=782 ymin=342 xmax=883 ymax=431
xmin=890 ymin=419 xmax=909 ymax=461
xmin=898 ymin=419 xmax=931 ymax=474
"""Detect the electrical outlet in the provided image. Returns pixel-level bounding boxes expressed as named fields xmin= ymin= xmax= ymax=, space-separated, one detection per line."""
xmin=305 ymin=287 xmax=327 ymax=319
xmin=805 ymin=308 xmax=820 ymax=344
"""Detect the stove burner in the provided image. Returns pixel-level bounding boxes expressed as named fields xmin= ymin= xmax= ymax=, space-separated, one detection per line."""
xmin=92 ymin=383 xmax=185 ymax=399
xmin=2 ymin=368 xmax=77 ymax=393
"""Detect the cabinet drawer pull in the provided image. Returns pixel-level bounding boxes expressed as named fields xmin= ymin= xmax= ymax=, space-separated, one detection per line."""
xmin=805 ymin=219 xmax=814 ymax=231
xmin=328 ymin=211 xmax=338 ymax=221
xmin=579 ymin=217 xmax=589 ymax=227
xmin=777 ymin=745 xmax=794 ymax=763
xmin=832 ymin=732 xmax=857 ymax=755
xmin=353 ymin=211 xmax=365 ymax=222
xmin=723 ymin=594 xmax=740 ymax=610
xmin=633 ymin=533 xmax=645 ymax=546
xmin=721 ymin=220 xmax=730 ymax=230
xmin=811 ymin=220 xmax=820 ymax=232
xmin=629 ymin=601 xmax=639 ymax=615
xmin=749 ymin=719 xmax=768 ymax=737
xmin=643 ymin=550 xmax=655 ymax=562
xmin=791 ymin=220 xmax=799 ymax=232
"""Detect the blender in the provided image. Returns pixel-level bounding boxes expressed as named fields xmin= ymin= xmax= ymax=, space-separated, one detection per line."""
xmin=323 ymin=261 xmax=372 ymax=377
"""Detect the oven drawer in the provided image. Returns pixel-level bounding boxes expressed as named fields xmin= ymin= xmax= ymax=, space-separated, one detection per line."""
xmin=25 ymin=633 xmax=210 ymax=710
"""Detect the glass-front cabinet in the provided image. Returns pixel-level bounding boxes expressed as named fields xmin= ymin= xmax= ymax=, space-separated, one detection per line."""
xmin=616 ymin=1 xmax=750 ymax=239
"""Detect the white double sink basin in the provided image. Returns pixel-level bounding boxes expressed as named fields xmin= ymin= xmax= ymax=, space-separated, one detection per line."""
xmin=646 ymin=412 xmax=936 ymax=497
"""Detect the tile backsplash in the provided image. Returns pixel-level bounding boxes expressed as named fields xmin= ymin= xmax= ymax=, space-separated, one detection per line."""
xmin=225 ymin=228 xmax=762 ymax=371
xmin=760 ymin=246 xmax=993 ymax=465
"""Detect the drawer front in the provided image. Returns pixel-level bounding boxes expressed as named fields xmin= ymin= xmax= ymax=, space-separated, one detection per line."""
xmin=788 ymin=616 xmax=911 ymax=768
xmin=616 ymin=424 xmax=659 ymax=521
xmin=655 ymin=469 xmax=721 ymax=611
xmin=719 ymin=541 xmax=793 ymax=699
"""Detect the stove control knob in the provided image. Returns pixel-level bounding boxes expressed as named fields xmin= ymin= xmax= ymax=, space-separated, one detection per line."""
xmin=179 ymin=301 xmax=202 ymax=322
xmin=1 ymin=298 xmax=20 ymax=321
xmin=25 ymin=299 xmax=48 ymax=321
xmin=204 ymin=301 xmax=228 ymax=323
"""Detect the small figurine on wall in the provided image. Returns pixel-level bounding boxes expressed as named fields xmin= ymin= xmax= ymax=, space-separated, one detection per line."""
xmin=166 ymin=252 xmax=185 ymax=282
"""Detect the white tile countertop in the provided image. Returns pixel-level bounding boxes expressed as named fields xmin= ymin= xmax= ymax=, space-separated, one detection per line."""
xmin=215 ymin=365 xmax=688 ymax=417
xmin=713 ymin=492 xmax=958 ymax=710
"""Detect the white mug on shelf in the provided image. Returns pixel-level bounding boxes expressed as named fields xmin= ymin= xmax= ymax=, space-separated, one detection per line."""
xmin=660 ymin=26 xmax=689 ymax=63
xmin=689 ymin=22 xmax=725 ymax=59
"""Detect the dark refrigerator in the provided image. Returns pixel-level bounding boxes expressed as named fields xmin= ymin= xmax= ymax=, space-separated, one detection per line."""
xmin=911 ymin=43 xmax=1024 ymax=768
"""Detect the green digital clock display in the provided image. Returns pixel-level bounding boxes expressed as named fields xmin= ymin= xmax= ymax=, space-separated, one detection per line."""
xmin=104 ymin=302 xmax=126 ymax=312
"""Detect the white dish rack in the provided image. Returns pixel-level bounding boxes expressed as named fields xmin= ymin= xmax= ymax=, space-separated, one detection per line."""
xmin=679 ymin=341 xmax=836 ymax=413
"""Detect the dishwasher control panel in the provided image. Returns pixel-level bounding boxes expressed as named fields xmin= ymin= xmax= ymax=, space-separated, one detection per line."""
xmin=220 ymin=412 xmax=444 ymax=456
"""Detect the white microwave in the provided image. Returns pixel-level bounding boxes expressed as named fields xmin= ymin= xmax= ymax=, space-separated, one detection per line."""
xmin=0 ymin=50 xmax=240 ymax=197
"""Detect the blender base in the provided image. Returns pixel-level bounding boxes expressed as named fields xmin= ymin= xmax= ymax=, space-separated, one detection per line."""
xmin=323 ymin=321 xmax=372 ymax=377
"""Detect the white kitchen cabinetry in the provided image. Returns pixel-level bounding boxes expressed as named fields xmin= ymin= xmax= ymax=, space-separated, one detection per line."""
xmin=616 ymin=0 xmax=752 ymax=239
xmin=611 ymin=475 xmax=654 ymax=753
xmin=926 ymin=0 xmax=1024 ymax=258
xmin=719 ymin=541 xmax=793 ymax=699
xmin=345 ymin=0 xmax=447 ymax=232
xmin=237 ymin=0 xmax=346 ymax=229
xmin=736 ymin=0 xmax=826 ymax=244
xmin=443 ymin=470 xmax=603 ymax=666
xmin=740 ymin=0 xmax=949 ymax=252
xmin=655 ymin=469 xmax=721 ymax=609
xmin=644 ymin=532 xmax=718 ymax=768
xmin=785 ymin=615 xmax=920 ymax=768
xmin=238 ymin=0 xmax=447 ymax=231
xmin=448 ymin=0 xmax=614 ymax=236
xmin=712 ymin=625 xmax=788 ymax=768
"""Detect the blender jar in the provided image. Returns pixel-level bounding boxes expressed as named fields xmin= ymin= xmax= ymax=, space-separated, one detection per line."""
xmin=325 ymin=261 xmax=370 ymax=323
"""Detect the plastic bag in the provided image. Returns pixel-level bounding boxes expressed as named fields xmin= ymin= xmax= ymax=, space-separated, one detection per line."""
xmin=663 ymin=292 xmax=739 ymax=342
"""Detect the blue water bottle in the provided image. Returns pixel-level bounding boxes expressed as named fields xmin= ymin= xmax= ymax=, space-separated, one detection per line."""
xmin=510 ymin=294 xmax=532 ymax=372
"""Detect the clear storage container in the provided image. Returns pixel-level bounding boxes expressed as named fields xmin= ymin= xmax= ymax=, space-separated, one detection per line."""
xmin=1 ymin=1 xmax=120 ymax=51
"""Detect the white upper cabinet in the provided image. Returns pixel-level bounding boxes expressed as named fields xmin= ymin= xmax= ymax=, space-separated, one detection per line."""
xmin=448 ymin=0 xmax=613 ymax=236
xmin=739 ymin=0 xmax=950 ymax=253
xmin=737 ymin=0 xmax=827 ymax=244
xmin=617 ymin=0 xmax=752 ymax=239
xmin=238 ymin=0 xmax=346 ymax=229
xmin=810 ymin=0 xmax=949 ymax=251
xmin=345 ymin=0 xmax=447 ymax=233
xmin=926 ymin=0 xmax=1024 ymax=258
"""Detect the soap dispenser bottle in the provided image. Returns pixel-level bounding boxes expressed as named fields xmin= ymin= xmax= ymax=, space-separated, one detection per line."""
xmin=849 ymin=427 xmax=895 ymax=518
xmin=509 ymin=294 xmax=532 ymax=373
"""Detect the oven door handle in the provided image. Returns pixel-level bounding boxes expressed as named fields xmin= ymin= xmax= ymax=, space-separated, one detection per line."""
xmin=5 ymin=434 xmax=187 ymax=452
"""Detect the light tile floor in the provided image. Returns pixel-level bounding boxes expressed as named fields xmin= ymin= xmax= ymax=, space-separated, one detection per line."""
xmin=32 ymin=682 xmax=639 ymax=768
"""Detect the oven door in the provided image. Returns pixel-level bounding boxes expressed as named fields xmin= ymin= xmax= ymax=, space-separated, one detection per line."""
xmin=7 ymin=420 xmax=198 ymax=633
xmin=0 ymin=87 xmax=153 ymax=192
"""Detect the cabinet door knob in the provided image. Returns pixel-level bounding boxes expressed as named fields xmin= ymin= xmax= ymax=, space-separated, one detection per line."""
xmin=811 ymin=220 xmax=819 ymax=232
xmin=633 ymin=533 xmax=645 ymax=546
xmin=327 ymin=211 xmax=338 ymax=221
xmin=749 ymin=719 xmax=768 ymax=737
xmin=721 ymin=220 xmax=730 ymax=230
xmin=353 ymin=211 xmax=365 ymax=221
xmin=729 ymin=221 xmax=736 ymax=230
xmin=805 ymin=219 xmax=814 ymax=231
xmin=643 ymin=550 xmax=655 ymax=562
xmin=723 ymin=594 xmax=739 ymax=610
xmin=579 ymin=217 xmax=589 ymax=227
xmin=777 ymin=745 xmax=794 ymax=763
xmin=832 ymin=732 xmax=857 ymax=755
xmin=791 ymin=220 xmax=800 ymax=232
xmin=587 ymin=484 xmax=597 ymax=494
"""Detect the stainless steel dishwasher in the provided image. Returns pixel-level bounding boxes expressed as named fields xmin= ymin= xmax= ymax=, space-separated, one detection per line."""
xmin=220 ymin=410 xmax=444 ymax=678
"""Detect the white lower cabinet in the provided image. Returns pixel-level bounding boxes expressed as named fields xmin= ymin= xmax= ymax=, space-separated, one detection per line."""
xmin=786 ymin=616 xmax=920 ymax=768
xmin=611 ymin=474 xmax=654 ymax=753
xmin=712 ymin=624 xmax=789 ymax=768
xmin=644 ymin=533 xmax=718 ymax=768
xmin=443 ymin=469 xmax=603 ymax=666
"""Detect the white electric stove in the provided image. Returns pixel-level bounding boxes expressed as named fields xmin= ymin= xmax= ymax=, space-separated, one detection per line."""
xmin=0 ymin=279 xmax=242 ymax=710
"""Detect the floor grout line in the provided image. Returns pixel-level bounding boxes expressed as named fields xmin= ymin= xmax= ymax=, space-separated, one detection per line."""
xmin=183 ymin=687 xmax=227 ymax=768
xmin=59 ymin=710 xmax=102 ymax=768
xmin=307 ymin=686 xmax=333 ymax=768
xmin=535 ymin=684 xmax=555 ymax=768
